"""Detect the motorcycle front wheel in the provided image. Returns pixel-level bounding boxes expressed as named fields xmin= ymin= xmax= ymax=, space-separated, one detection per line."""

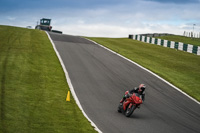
xmin=125 ymin=105 xmax=135 ymax=117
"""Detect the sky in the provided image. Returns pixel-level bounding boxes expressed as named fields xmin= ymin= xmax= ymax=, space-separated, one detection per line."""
xmin=0 ymin=0 xmax=200 ymax=37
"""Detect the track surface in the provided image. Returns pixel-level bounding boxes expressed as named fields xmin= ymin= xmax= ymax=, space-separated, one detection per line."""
xmin=48 ymin=32 xmax=200 ymax=133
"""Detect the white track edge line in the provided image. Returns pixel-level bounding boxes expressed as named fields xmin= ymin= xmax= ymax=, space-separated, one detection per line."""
xmin=46 ymin=32 xmax=102 ymax=133
xmin=86 ymin=38 xmax=200 ymax=105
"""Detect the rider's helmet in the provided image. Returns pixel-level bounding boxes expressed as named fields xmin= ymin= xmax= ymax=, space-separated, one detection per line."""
xmin=138 ymin=84 xmax=146 ymax=94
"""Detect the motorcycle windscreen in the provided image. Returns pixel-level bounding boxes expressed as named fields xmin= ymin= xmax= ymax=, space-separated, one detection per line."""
xmin=134 ymin=96 xmax=143 ymax=104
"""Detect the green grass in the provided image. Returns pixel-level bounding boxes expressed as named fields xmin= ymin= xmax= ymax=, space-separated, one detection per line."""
xmin=86 ymin=37 xmax=200 ymax=101
xmin=0 ymin=25 xmax=97 ymax=133
xmin=155 ymin=35 xmax=200 ymax=46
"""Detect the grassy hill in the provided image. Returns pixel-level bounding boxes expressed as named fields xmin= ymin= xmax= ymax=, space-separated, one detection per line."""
xmin=0 ymin=25 xmax=97 ymax=133
xmin=86 ymin=37 xmax=200 ymax=102
xmin=155 ymin=35 xmax=200 ymax=46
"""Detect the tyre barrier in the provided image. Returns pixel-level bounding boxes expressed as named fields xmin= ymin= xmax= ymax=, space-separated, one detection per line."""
xmin=128 ymin=34 xmax=200 ymax=55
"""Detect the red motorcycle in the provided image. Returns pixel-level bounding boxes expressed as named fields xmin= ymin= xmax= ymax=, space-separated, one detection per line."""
xmin=118 ymin=91 xmax=143 ymax=117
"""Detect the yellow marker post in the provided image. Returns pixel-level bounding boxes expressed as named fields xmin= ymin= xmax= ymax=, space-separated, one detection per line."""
xmin=66 ymin=91 xmax=70 ymax=102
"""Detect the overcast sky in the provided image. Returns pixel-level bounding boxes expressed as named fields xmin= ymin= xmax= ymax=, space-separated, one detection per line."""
xmin=0 ymin=0 xmax=200 ymax=37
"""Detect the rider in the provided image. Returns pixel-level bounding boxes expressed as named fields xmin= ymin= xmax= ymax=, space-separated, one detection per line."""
xmin=120 ymin=84 xmax=146 ymax=104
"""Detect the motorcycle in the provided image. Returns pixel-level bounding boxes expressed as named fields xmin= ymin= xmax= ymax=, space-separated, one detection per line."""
xmin=118 ymin=91 xmax=143 ymax=117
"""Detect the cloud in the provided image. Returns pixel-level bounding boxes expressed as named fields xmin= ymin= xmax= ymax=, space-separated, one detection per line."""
xmin=52 ymin=22 xmax=187 ymax=37
xmin=6 ymin=16 xmax=16 ymax=21
xmin=143 ymin=0 xmax=200 ymax=4
xmin=0 ymin=0 xmax=200 ymax=37
xmin=49 ymin=0 xmax=200 ymax=37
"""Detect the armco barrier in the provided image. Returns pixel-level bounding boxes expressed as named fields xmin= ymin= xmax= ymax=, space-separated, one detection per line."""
xmin=129 ymin=34 xmax=200 ymax=55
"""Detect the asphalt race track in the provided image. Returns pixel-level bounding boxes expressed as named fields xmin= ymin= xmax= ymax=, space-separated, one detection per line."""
xmin=48 ymin=32 xmax=200 ymax=133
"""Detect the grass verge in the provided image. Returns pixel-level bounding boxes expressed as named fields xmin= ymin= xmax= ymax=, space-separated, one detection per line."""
xmin=0 ymin=25 xmax=97 ymax=133
xmin=86 ymin=37 xmax=200 ymax=102
xmin=155 ymin=35 xmax=200 ymax=46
